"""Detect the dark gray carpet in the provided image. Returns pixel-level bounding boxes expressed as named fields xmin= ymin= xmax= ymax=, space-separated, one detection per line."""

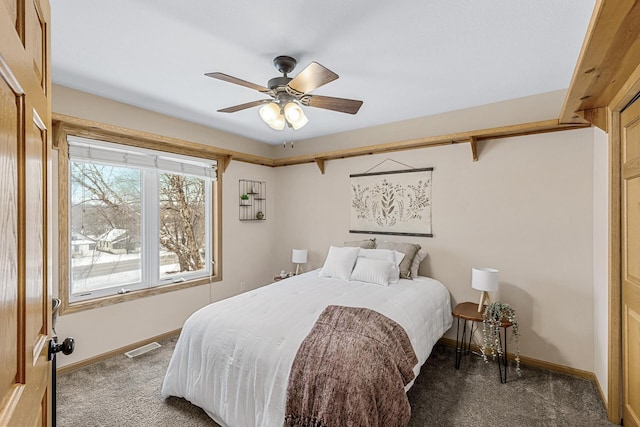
xmin=56 ymin=336 xmax=614 ymax=426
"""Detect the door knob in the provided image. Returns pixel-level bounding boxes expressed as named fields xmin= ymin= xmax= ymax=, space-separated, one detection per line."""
xmin=48 ymin=337 xmax=75 ymax=360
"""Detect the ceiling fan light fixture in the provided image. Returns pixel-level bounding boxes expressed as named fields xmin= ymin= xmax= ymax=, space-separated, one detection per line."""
xmin=284 ymin=102 xmax=302 ymax=122
xmin=284 ymin=102 xmax=308 ymax=130
xmin=259 ymin=102 xmax=281 ymax=123
xmin=289 ymin=112 xmax=308 ymax=130
xmin=267 ymin=113 xmax=286 ymax=130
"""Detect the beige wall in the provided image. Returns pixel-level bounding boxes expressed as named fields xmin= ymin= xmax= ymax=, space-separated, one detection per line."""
xmin=274 ymin=128 xmax=598 ymax=371
xmin=52 ymin=85 xmax=607 ymax=375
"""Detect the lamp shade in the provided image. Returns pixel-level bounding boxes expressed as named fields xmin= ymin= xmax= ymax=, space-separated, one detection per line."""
xmin=259 ymin=103 xmax=286 ymax=130
xmin=267 ymin=114 xmax=286 ymax=130
xmin=259 ymin=102 xmax=280 ymax=122
xmin=471 ymin=267 xmax=499 ymax=291
xmin=284 ymin=102 xmax=303 ymax=122
xmin=291 ymin=249 xmax=308 ymax=264
xmin=284 ymin=102 xmax=308 ymax=130
xmin=289 ymin=112 xmax=308 ymax=130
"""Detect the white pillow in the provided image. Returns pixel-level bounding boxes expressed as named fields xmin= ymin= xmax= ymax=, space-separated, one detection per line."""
xmin=319 ymin=246 xmax=360 ymax=280
xmin=358 ymin=248 xmax=395 ymax=262
xmin=357 ymin=249 xmax=404 ymax=283
xmin=350 ymin=257 xmax=394 ymax=286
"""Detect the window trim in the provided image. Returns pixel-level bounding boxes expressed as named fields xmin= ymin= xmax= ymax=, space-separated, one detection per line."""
xmin=55 ymin=121 xmax=223 ymax=315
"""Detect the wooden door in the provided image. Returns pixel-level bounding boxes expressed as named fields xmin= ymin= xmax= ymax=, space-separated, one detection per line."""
xmin=0 ymin=0 xmax=52 ymax=426
xmin=622 ymin=96 xmax=640 ymax=427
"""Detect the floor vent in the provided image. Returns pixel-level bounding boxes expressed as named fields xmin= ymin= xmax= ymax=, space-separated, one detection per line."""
xmin=125 ymin=342 xmax=161 ymax=358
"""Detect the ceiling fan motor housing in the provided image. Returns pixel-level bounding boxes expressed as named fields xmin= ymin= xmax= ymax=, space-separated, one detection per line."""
xmin=273 ymin=55 xmax=297 ymax=75
xmin=269 ymin=56 xmax=297 ymax=91
xmin=268 ymin=76 xmax=293 ymax=90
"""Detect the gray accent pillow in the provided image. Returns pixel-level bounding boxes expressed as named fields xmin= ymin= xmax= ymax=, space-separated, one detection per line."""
xmin=376 ymin=242 xmax=421 ymax=278
xmin=343 ymin=238 xmax=376 ymax=249
xmin=409 ymin=250 xmax=428 ymax=278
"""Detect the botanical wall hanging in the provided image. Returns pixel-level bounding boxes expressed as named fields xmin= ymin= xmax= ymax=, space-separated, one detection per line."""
xmin=350 ymin=167 xmax=433 ymax=237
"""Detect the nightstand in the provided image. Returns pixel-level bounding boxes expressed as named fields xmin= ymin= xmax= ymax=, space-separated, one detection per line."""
xmin=452 ymin=301 xmax=512 ymax=383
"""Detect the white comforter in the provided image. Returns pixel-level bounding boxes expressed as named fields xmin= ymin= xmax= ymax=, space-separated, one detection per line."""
xmin=161 ymin=270 xmax=453 ymax=427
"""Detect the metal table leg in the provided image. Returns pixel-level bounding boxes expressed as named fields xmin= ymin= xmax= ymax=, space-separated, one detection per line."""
xmin=467 ymin=321 xmax=475 ymax=355
xmin=498 ymin=325 xmax=508 ymax=383
xmin=455 ymin=317 xmax=467 ymax=369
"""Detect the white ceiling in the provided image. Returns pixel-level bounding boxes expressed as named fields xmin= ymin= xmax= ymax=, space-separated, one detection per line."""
xmin=51 ymin=0 xmax=596 ymax=145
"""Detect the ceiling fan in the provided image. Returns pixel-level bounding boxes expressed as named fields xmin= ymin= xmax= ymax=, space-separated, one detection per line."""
xmin=205 ymin=55 xmax=363 ymax=130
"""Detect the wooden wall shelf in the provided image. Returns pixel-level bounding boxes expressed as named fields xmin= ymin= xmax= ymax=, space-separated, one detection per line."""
xmin=53 ymin=114 xmax=590 ymax=177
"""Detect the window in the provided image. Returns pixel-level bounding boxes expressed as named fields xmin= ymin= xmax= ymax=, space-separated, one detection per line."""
xmin=65 ymin=136 xmax=219 ymax=304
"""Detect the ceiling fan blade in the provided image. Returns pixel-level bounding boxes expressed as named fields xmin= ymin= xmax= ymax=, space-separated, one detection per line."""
xmin=302 ymin=95 xmax=363 ymax=115
xmin=205 ymin=72 xmax=270 ymax=93
xmin=287 ymin=62 xmax=338 ymax=95
xmin=217 ymin=99 xmax=271 ymax=113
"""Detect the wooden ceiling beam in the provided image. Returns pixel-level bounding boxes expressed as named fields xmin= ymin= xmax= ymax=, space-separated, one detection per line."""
xmin=53 ymin=113 xmax=590 ymax=175
xmin=576 ymin=107 xmax=608 ymax=132
xmin=52 ymin=113 xmax=276 ymax=169
xmin=274 ymin=119 xmax=590 ymax=170
xmin=560 ymin=0 xmax=640 ymax=125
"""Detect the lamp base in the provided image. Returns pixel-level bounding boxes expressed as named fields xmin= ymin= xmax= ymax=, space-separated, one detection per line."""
xmin=477 ymin=291 xmax=491 ymax=312
xmin=295 ymin=264 xmax=303 ymax=275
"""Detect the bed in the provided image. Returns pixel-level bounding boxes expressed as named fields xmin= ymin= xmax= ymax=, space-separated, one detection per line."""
xmin=162 ymin=250 xmax=452 ymax=427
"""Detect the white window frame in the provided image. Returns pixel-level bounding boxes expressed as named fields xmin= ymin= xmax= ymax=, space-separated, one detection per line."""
xmin=66 ymin=136 xmax=218 ymax=303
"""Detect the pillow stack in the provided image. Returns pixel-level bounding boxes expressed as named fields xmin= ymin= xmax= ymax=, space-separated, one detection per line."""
xmin=318 ymin=239 xmax=427 ymax=286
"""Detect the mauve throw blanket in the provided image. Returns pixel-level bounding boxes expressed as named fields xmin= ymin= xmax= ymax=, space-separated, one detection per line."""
xmin=284 ymin=305 xmax=418 ymax=427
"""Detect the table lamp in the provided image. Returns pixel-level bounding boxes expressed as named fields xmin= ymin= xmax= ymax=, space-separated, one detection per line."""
xmin=472 ymin=267 xmax=499 ymax=312
xmin=292 ymin=249 xmax=308 ymax=275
